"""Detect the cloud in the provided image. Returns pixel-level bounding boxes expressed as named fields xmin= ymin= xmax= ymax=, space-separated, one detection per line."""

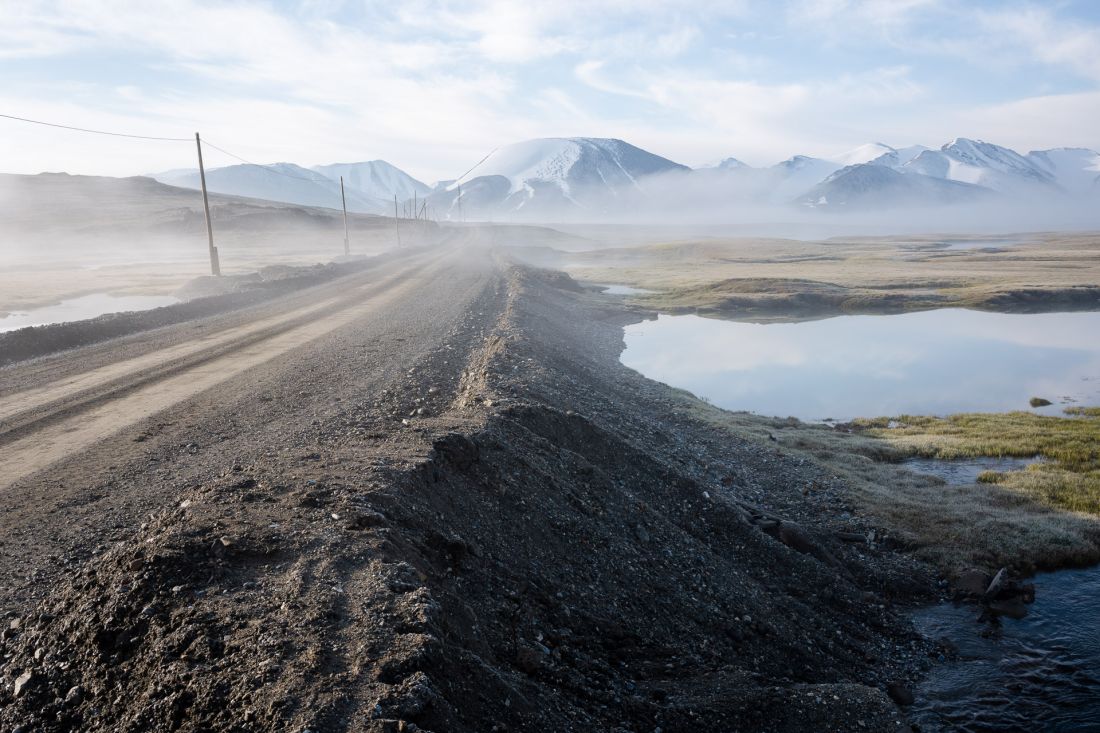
xmin=785 ymin=0 xmax=943 ymax=38
xmin=0 ymin=0 xmax=1098 ymax=181
xmin=975 ymin=6 xmax=1100 ymax=82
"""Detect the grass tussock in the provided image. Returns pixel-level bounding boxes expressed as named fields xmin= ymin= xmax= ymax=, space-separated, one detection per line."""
xmin=1030 ymin=396 xmax=1053 ymax=407
xmin=853 ymin=411 xmax=1100 ymax=515
xmin=1065 ymin=406 xmax=1100 ymax=417
xmin=671 ymin=390 xmax=1100 ymax=574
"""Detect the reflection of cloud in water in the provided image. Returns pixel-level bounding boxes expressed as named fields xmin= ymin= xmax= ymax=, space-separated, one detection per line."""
xmin=622 ymin=311 xmax=1100 ymax=420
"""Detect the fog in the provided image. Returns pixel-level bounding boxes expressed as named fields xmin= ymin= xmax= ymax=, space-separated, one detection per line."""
xmin=0 ymin=172 xmax=403 ymax=315
xmin=438 ymin=167 xmax=1100 ymax=241
xmin=2 ymin=167 xmax=1098 ymax=317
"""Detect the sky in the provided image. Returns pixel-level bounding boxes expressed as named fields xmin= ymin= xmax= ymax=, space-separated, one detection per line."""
xmin=2 ymin=0 xmax=1100 ymax=184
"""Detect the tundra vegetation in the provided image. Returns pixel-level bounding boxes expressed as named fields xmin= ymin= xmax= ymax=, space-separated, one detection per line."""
xmin=668 ymin=389 xmax=1100 ymax=577
xmin=567 ymin=232 xmax=1100 ymax=320
xmin=851 ymin=411 xmax=1100 ymax=516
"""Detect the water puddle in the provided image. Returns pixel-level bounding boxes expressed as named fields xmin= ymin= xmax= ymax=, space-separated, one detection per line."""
xmin=936 ymin=237 xmax=1031 ymax=251
xmin=621 ymin=310 xmax=1100 ymax=421
xmin=903 ymin=456 xmax=1043 ymax=486
xmin=0 ymin=293 xmax=180 ymax=333
xmin=596 ymin=283 xmax=655 ymax=296
xmin=912 ymin=564 xmax=1100 ymax=732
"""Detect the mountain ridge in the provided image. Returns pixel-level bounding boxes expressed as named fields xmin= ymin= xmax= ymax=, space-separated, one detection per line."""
xmin=143 ymin=136 xmax=1100 ymax=219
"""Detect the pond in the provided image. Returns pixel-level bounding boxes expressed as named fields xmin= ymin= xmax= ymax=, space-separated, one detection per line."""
xmin=595 ymin=283 xmax=655 ymax=296
xmin=912 ymin=564 xmax=1100 ymax=732
xmin=0 ymin=293 xmax=180 ymax=333
xmin=620 ymin=309 xmax=1100 ymax=422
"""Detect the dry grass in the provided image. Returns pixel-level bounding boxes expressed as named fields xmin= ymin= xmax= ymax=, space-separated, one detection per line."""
xmin=668 ymin=389 xmax=1100 ymax=575
xmin=568 ymin=232 xmax=1100 ymax=320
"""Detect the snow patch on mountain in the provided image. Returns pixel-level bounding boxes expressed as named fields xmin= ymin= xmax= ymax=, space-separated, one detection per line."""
xmin=833 ymin=143 xmax=896 ymax=167
xmin=154 ymin=163 xmax=382 ymax=213
xmin=452 ymin=138 xmax=687 ymax=195
xmin=699 ymin=157 xmax=749 ymax=171
xmin=769 ymin=155 xmax=842 ymax=199
xmin=904 ymin=138 xmax=1056 ymax=192
xmin=1026 ymin=148 xmax=1100 ymax=195
xmin=434 ymin=138 xmax=688 ymax=217
xmin=312 ymin=161 xmax=429 ymax=204
xmin=799 ymin=163 xmax=994 ymax=209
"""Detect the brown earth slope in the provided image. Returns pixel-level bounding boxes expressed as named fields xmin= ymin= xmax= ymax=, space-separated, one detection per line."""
xmin=0 ymin=239 xmax=934 ymax=732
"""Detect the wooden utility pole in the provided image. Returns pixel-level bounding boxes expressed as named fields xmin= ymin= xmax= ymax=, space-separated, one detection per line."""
xmin=194 ymin=132 xmax=220 ymax=276
xmin=394 ymin=194 xmax=402 ymax=247
xmin=339 ymin=175 xmax=349 ymax=257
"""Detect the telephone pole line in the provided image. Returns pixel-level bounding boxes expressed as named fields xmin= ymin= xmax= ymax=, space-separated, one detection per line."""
xmin=194 ymin=132 xmax=220 ymax=276
xmin=394 ymin=195 xmax=402 ymax=247
xmin=339 ymin=175 xmax=349 ymax=257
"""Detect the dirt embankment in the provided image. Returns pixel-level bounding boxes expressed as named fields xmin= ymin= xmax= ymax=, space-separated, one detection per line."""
xmin=0 ymin=258 xmax=937 ymax=732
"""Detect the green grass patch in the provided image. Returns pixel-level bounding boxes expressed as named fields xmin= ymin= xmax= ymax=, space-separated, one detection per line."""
xmin=673 ymin=391 xmax=1100 ymax=573
xmin=854 ymin=410 xmax=1100 ymax=515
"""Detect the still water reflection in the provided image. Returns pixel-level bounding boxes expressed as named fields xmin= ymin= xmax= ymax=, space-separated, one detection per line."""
xmin=621 ymin=309 xmax=1100 ymax=421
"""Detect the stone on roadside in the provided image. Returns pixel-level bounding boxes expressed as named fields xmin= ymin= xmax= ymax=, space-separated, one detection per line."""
xmin=885 ymin=682 xmax=913 ymax=706
xmin=954 ymin=569 xmax=992 ymax=599
xmin=13 ymin=670 xmax=37 ymax=698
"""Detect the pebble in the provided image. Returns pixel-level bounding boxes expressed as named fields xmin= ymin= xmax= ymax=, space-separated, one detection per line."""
xmin=64 ymin=685 xmax=84 ymax=706
xmin=13 ymin=670 xmax=36 ymax=698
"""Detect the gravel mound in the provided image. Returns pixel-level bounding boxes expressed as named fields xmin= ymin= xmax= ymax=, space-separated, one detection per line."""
xmin=0 ymin=261 xmax=935 ymax=731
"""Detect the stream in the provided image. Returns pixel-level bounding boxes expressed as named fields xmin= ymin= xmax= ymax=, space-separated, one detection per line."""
xmin=911 ymin=564 xmax=1100 ymax=732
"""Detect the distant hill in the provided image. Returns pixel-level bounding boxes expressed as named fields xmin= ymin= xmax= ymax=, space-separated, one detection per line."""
xmin=797 ymin=164 xmax=995 ymax=209
xmin=154 ymin=160 xmax=429 ymax=214
xmin=311 ymin=161 xmax=430 ymax=207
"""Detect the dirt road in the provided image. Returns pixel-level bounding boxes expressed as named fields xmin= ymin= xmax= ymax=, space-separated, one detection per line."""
xmin=0 ymin=241 xmax=501 ymax=604
xmin=0 ymin=240 xmax=932 ymax=733
xmin=0 ymin=249 xmax=447 ymax=489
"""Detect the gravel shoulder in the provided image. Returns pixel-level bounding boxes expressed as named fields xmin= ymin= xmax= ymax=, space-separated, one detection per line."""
xmin=0 ymin=241 xmax=937 ymax=732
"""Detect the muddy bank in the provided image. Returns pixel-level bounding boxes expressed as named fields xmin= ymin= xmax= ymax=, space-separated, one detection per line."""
xmin=0 ymin=257 xmax=938 ymax=731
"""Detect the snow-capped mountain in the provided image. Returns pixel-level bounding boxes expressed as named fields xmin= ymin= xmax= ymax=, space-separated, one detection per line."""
xmin=702 ymin=157 xmax=749 ymax=170
xmin=1026 ymin=148 xmax=1100 ymax=195
xmin=798 ymin=164 xmax=993 ymax=209
xmin=149 ymin=136 xmax=1099 ymax=221
xmin=311 ymin=161 xmax=429 ymax=206
xmin=429 ymin=137 xmax=689 ymax=217
xmin=767 ymin=156 xmax=842 ymax=200
xmin=831 ymin=143 xmax=929 ymax=169
xmin=902 ymin=138 xmax=1056 ymax=192
xmin=154 ymin=163 xmax=383 ymax=213
xmin=833 ymin=143 xmax=897 ymax=167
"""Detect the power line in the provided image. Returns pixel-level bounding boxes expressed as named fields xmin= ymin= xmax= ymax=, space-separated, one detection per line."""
xmin=0 ymin=112 xmax=191 ymax=141
xmin=201 ymin=138 xmax=323 ymax=183
xmin=0 ymin=112 xmax=320 ymax=184
xmin=455 ymin=147 xmax=497 ymax=183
